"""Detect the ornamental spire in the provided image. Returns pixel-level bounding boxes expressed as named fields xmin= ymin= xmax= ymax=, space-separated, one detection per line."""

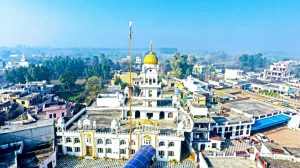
xmin=150 ymin=40 xmax=153 ymax=53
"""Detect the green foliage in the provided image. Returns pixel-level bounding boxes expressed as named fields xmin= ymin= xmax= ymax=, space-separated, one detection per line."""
xmin=291 ymin=64 xmax=300 ymax=78
xmin=4 ymin=65 xmax=51 ymax=83
xmin=120 ymin=82 xmax=127 ymax=89
xmin=238 ymin=53 xmax=268 ymax=71
xmin=59 ymin=71 xmax=77 ymax=91
xmin=170 ymin=53 xmax=194 ymax=79
xmin=85 ymin=76 xmax=103 ymax=100
xmin=133 ymin=85 xmax=141 ymax=96
xmin=114 ymin=77 xmax=122 ymax=85
xmin=163 ymin=60 xmax=172 ymax=74
xmin=44 ymin=56 xmax=85 ymax=79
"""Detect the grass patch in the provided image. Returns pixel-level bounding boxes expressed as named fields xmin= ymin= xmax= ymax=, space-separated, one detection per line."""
xmin=56 ymin=91 xmax=83 ymax=102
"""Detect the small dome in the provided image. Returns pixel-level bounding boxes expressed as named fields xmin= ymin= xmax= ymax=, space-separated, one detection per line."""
xmin=57 ymin=117 xmax=65 ymax=125
xmin=144 ymin=51 xmax=158 ymax=65
xmin=111 ymin=119 xmax=119 ymax=129
xmin=83 ymin=118 xmax=91 ymax=126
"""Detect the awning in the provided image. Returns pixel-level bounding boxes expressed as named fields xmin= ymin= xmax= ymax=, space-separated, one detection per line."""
xmin=252 ymin=114 xmax=291 ymax=131
xmin=124 ymin=145 xmax=155 ymax=168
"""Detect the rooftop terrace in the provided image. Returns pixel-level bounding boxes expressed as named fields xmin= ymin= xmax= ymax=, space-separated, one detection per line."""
xmin=223 ymin=99 xmax=281 ymax=117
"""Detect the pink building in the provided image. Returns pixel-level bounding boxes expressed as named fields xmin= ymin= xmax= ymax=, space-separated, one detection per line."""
xmin=43 ymin=102 xmax=69 ymax=119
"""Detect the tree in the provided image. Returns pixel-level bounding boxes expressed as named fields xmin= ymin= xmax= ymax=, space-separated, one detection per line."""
xmin=85 ymin=76 xmax=103 ymax=100
xmin=114 ymin=77 xmax=122 ymax=85
xmin=59 ymin=71 xmax=77 ymax=91
xmin=163 ymin=60 xmax=172 ymax=75
xmin=238 ymin=53 xmax=268 ymax=71
xmin=291 ymin=65 xmax=300 ymax=78
xmin=133 ymin=85 xmax=141 ymax=96
xmin=169 ymin=53 xmax=194 ymax=79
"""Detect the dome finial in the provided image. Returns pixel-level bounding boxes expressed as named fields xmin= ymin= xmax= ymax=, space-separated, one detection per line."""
xmin=150 ymin=40 xmax=153 ymax=53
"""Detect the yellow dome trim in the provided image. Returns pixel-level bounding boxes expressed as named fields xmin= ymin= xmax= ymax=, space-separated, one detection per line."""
xmin=142 ymin=119 xmax=154 ymax=125
xmin=136 ymin=121 xmax=141 ymax=127
xmin=144 ymin=135 xmax=151 ymax=140
xmin=85 ymin=134 xmax=91 ymax=137
xmin=155 ymin=121 xmax=159 ymax=127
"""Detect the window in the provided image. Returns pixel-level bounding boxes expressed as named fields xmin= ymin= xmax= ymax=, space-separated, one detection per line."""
xmin=131 ymin=149 xmax=135 ymax=154
xmin=53 ymin=114 xmax=56 ymax=118
xmin=67 ymin=147 xmax=72 ymax=152
xmin=98 ymin=148 xmax=103 ymax=153
xmin=130 ymin=140 xmax=135 ymax=145
xmin=74 ymin=138 xmax=80 ymax=143
xmin=49 ymin=114 xmax=52 ymax=119
xmin=159 ymin=151 xmax=165 ymax=157
xmin=75 ymin=147 xmax=80 ymax=152
xmin=106 ymin=148 xmax=112 ymax=153
xmin=159 ymin=141 xmax=165 ymax=146
xmin=62 ymin=112 xmax=64 ymax=117
xmin=168 ymin=142 xmax=175 ymax=147
xmin=97 ymin=139 xmax=103 ymax=144
xmin=168 ymin=112 xmax=173 ymax=118
xmin=21 ymin=101 xmax=25 ymax=105
xmin=236 ymin=126 xmax=240 ymax=130
xmin=66 ymin=137 xmax=72 ymax=143
xmin=168 ymin=151 xmax=174 ymax=156
xmin=106 ymin=139 xmax=112 ymax=145
xmin=120 ymin=140 xmax=126 ymax=145
xmin=144 ymin=139 xmax=151 ymax=145
xmin=212 ymin=143 xmax=217 ymax=148
xmin=86 ymin=137 xmax=91 ymax=143
xmin=120 ymin=149 xmax=126 ymax=154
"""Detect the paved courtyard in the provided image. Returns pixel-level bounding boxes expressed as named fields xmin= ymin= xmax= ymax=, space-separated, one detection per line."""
xmin=206 ymin=157 xmax=256 ymax=168
xmin=56 ymin=156 xmax=196 ymax=168
xmin=263 ymin=127 xmax=300 ymax=148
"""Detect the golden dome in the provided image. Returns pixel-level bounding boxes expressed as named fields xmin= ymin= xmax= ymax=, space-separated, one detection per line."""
xmin=143 ymin=41 xmax=158 ymax=65
xmin=144 ymin=51 xmax=158 ymax=65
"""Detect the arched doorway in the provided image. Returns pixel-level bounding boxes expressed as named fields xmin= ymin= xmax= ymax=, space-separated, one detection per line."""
xmin=159 ymin=111 xmax=165 ymax=119
xmin=135 ymin=111 xmax=140 ymax=119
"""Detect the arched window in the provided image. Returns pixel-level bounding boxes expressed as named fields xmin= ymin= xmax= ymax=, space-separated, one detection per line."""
xmin=106 ymin=139 xmax=112 ymax=145
xmin=159 ymin=141 xmax=165 ymax=146
xmin=66 ymin=137 xmax=72 ymax=143
xmin=120 ymin=140 xmax=126 ymax=145
xmin=97 ymin=139 xmax=103 ymax=144
xmin=168 ymin=142 xmax=175 ymax=147
xmin=131 ymin=140 xmax=136 ymax=145
xmin=74 ymin=138 xmax=80 ymax=143
xmin=168 ymin=112 xmax=173 ymax=118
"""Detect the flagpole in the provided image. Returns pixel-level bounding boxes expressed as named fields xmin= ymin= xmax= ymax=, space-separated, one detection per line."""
xmin=129 ymin=21 xmax=133 ymax=158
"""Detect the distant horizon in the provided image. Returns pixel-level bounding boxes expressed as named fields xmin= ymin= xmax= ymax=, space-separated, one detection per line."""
xmin=1 ymin=0 xmax=300 ymax=55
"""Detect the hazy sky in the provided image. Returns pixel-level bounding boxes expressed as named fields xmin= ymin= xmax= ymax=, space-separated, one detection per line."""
xmin=1 ymin=0 xmax=300 ymax=53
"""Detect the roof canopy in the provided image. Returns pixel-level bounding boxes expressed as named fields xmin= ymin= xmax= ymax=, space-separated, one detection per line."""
xmin=252 ymin=114 xmax=291 ymax=131
xmin=124 ymin=145 xmax=155 ymax=168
